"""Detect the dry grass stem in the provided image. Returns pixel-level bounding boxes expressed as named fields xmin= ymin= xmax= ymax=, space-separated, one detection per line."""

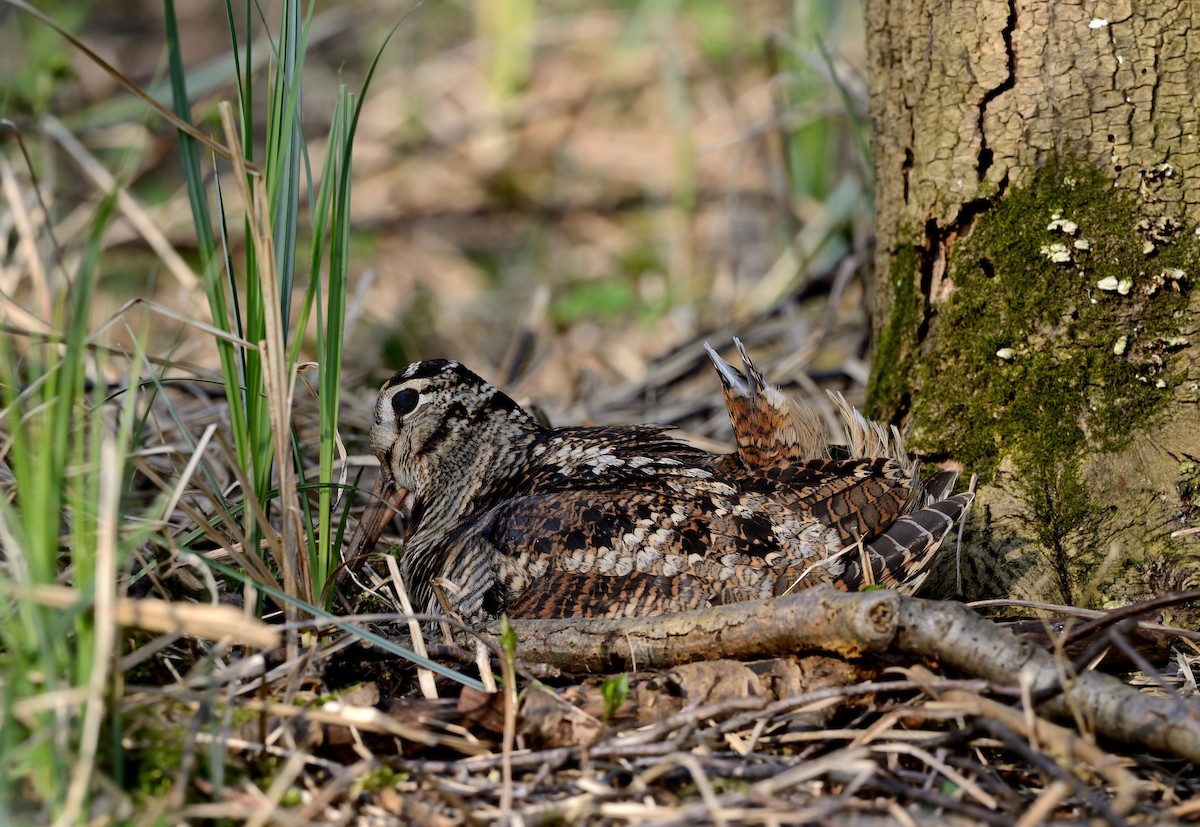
xmin=937 ymin=689 xmax=1140 ymax=816
xmin=41 ymin=115 xmax=200 ymax=292
xmin=9 ymin=583 xmax=280 ymax=648
xmin=385 ymin=554 xmax=438 ymax=700
xmin=0 ymin=156 xmax=53 ymax=329
xmin=55 ymin=436 xmax=121 ymax=827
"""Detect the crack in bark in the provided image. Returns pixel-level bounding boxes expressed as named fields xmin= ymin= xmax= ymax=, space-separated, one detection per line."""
xmin=912 ymin=1 xmax=1018 ymax=350
xmin=902 ymin=146 xmax=913 ymax=203
xmin=867 ymin=0 xmax=1200 ymax=609
xmin=913 ymin=186 xmax=1006 ymax=348
xmin=976 ymin=0 xmax=1017 ymax=183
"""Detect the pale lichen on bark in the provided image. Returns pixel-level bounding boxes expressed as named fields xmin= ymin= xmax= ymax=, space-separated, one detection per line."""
xmin=864 ymin=0 xmax=1200 ymax=611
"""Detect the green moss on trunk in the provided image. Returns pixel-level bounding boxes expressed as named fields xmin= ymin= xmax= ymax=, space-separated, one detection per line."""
xmin=912 ymin=159 xmax=1192 ymax=481
xmin=867 ymin=244 xmax=923 ymax=413
xmin=871 ymin=157 xmax=1196 ymax=606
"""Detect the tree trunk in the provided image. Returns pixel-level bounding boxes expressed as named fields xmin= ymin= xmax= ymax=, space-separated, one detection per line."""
xmin=863 ymin=0 xmax=1200 ymax=613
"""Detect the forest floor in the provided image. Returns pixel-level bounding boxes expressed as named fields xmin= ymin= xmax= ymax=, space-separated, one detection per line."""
xmin=3 ymin=1 xmax=1199 ymax=823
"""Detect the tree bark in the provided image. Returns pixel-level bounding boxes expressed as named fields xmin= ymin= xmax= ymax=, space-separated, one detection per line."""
xmin=864 ymin=0 xmax=1200 ymax=610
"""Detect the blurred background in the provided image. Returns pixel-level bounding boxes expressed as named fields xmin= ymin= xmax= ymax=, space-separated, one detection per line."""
xmin=2 ymin=0 xmax=873 ymax=431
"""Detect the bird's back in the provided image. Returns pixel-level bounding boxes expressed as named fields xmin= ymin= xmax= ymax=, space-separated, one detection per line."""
xmin=432 ymin=429 xmax=967 ymax=621
xmin=357 ymin=346 xmax=972 ymax=624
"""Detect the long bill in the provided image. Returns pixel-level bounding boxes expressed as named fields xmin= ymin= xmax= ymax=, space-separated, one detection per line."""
xmin=337 ymin=474 xmax=411 ymax=588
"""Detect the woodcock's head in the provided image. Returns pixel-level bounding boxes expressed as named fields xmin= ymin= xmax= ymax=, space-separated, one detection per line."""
xmin=348 ymin=360 xmax=542 ymax=564
xmin=370 ymin=359 xmax=540 ymax=496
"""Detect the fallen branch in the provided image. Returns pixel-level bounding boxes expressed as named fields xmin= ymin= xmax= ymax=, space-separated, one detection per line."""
xmin=491 ymin=586 xmax=1200 ymax=763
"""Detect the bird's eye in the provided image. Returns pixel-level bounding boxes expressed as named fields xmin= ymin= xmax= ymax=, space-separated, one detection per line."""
xmin=391 ymin=388 xmax=419 ymax=418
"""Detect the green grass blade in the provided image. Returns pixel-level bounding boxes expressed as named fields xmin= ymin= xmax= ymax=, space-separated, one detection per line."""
xmin=311 ymin=85 xmax=352 ymax=602
xmin=0 ymin=191 xmax=118 ymax=816
xmin=164 ymin=0 xmax=252 ymax=477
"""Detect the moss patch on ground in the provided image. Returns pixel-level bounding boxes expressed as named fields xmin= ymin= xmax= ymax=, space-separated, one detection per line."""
xmin=909 ymin=159 xmax=1193 ymax=486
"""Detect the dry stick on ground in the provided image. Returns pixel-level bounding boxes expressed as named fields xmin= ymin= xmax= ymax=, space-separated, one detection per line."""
xmin=936 ymin=691 xmax=1138 ymax=821
xmin=492 ymin=586 xmax=1200 ymax=763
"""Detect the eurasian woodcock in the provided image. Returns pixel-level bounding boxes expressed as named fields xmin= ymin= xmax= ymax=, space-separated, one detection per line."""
xmin=347 ymin=343 xmax=972 ymax=624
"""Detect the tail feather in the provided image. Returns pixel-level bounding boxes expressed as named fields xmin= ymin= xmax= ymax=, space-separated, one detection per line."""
xmin=826 ymin=391 xmax=912 ymax=472
xmin=705 ymin=337 xmax=973 ymax=594
xmin=704 ymin=339 xmax=829 ymax=464
xmin=704 ymin=340 xmax=753 ymax=398
xmin=921 ymin=469 xmax=961 ymax=503
xmin=860 ymin=492 xmax=974 ymax=592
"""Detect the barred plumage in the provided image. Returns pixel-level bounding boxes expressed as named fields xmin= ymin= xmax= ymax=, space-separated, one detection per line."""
xmin=348 ymin=342 xmax=972 ymax=624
